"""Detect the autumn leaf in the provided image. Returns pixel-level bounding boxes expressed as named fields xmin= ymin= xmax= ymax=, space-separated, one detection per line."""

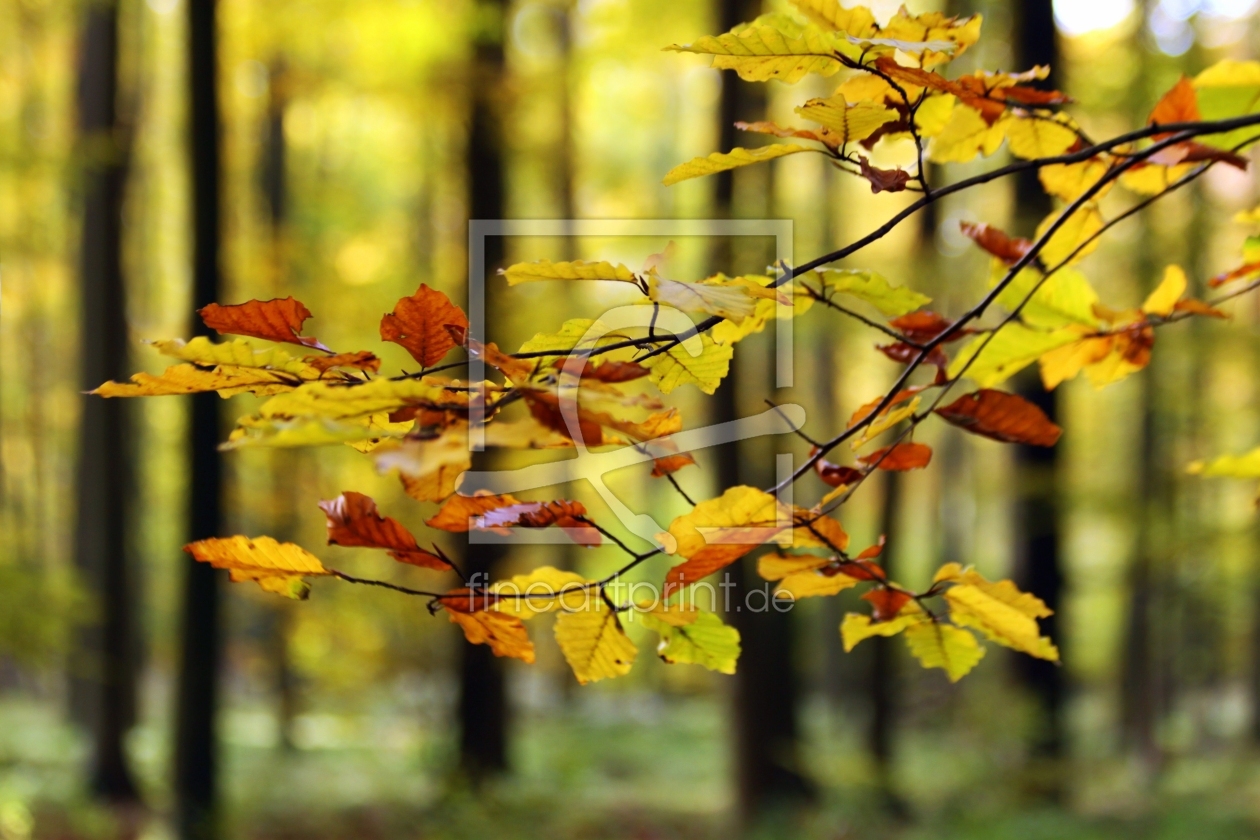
xmin=663 ymin=144 xmax=816 ymax=186
xmin=639 ymin=332 xmax=733 ymax=395
xmin=857 ymin=156 xmax=911 ymax=193
xmin=556 ymin=359 xmax=649 ymax=383
xmin=305 ymin=351 xmax=381 ymax=374
xmin=425 ymin=493 xmax=523 ymax=533
xmin=648 ymin=276 xmax=759 ymax=322
xmin=652 ymin=452 xmax=697 ymax=477
xmin=258 ymin=376 xmax=466 ymax=422
xmin=903 ymin=620 xmax=985 ymax=682
xmin=501 ymin=259 xmax=638 ymax=285
xmin=812 ymin=451 xmax=863 ymax=488
xmin=1150 ymin=75 xmax=1199 ymax=131
xmin=947 ymin=324 xmax=1079 ymax=387
xmin=858 ymin=442 xmax=933 ymax=471
xmin=788 ymin=0 xmax=877 ymax=38
xmin=92 ymin=364 xmax=301 ymax=399
xmin=818 ymin=268 xmax=931 ymax=317
xmin=475 ymin=501 xmax=601 ymax=547
xmin=794 ymin=99 xmax=897 ymax=145
xmin=375 ymin=428 xmax=472 ymax=503
xmin=184 ymin=536 xmax=330 ymax=600
xmin=318 ymin=491 xmax=451 ymax=570
xmin=960 ymin=221 xmax=1031 ymax=265
xmin=888 ymin=311 xmax=964 ymax=344
xmin=1004 ymin=113 xmax=1077 ymax=159
xmin=380 ymin=284 xmax=469 ymax=367
xmin=929 ymin=103 xmax=1007 ymax=163
xmin=636 ymin=607 xmax=741 ymax=673
xmin=862 ymin=588 xmax=913 ymax=621
xmin=554 ymin=603 xmax=637 ymax=684
xmin=199 ymin=297 xmax=331 ymax=352
xmin=848 ymin=387 xmax=925 ymax=430
xmin=663 ymin=486 xmax=789 ymax=589
xmin=1142 ymin=265 xmax=1187 ymax=316
xmin=840 ymin=605 xmax=924 ymax=651
xmin=448 ymin=610 xmax=536 ymax=663
xmin=941 ymin=566 xmax=1058 ymax=661
xmin=935 ymin=389 xmax=1062 ymax=447
xmin=491 ymin=567 xmax=590 ymax=619
xmin=664 ymin=16 xmax=858 ymax=84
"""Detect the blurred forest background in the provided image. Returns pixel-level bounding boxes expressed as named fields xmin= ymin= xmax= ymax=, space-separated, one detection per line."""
xmin=6 ymin=0 xmax=1260 ymax=837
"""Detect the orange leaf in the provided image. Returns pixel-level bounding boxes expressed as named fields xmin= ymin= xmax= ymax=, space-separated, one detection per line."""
xmin=651 ymin=452 xmax=697 ymax=477
xmin=1148 ymin=76 xmax=1199 ymax=130
xmin=935 ymin=389 xmax=1062 ymax=447
xmin=318 ymin=491 xmax=450 ymax=570
xmin=199 ymin=297 xmax=330 ymax=352
xmin=960 ymin=221 xmax=1032 ymax=266
xmin=858 ymin=442 xmax=933 ymax=471
xmin=553 ymin=358 xmax=649 ymax=383
xmin=467 ymin=336 xmax=536 ymax=383
xmin=856 ymin=536 xmax=886 ymax=561
xmin=380 ymin=284 xmax=469 ymax=367
xmin=448 ymin=609 xmax=535 ymax=663
xmin=887 ymin=311 xmax=966 ymax=344
xmin=1172 ymin=298 xmax=1228 ymax=318
xmin=425 ymin=493 xmax=522 ymax=533
xmin=862 ymin=588 xmax=912 ymax=621
xmin=474 ymin=501 xmax=601 ymax=547
xmin=305 ymin=351 xmax=381 ymax=374
xmin=1209 ymin=261 xmax=1260 ymax=288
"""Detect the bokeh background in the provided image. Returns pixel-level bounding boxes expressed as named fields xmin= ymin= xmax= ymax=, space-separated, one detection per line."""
xmin=5 ymin=0 xmax=1260 ymax=837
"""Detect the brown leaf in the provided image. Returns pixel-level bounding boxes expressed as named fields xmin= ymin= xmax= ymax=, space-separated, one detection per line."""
xmin=1209 ymin=261 xmax=1260 ymax=288
xmin=474 ymin=501 xmax=601 ymax=547
xmin=305 ymin=351 xmax=381 ymax=373
xmin=1172 ymin=298 xmax=1228 ymax=318
xmin=935 ymin=389 xmax=1062 ymax=447
xmin=318 ymin=491 xmax=451 ymax=570
xmin=435 ymin=586 xmax=501 ymax=614
xmin=1149 ymin=76 xmax=1199 ymax=130
xmin=887 ymin=311 xmax=966 ymax=344
xmin=380 ymin=284 xmax=470 ymax=367
xmin=960 ymin=221 xmax=1032 ymax=265
xmin=857 ymin=156 xmax=910 ymax=193
xmin=651 ymin=452 xmax=697 ymax=477
xmin=877 ymin=341 xmax=949 ymax=370
xmin=553 ymin=358 xmax=649 ymax=383
xmin=523 ymin=390 xmax=606 ymax=445
xmin=810 ymin=447 xmax=864 ymax=488
xmin=425 ymin=493 xmax=522 ymax=533
xmin=858 ymin=442 xmax=933 ymax=471
xmin=1116 ymin=323 xmax=1155 ymax=367
xmin=862 ymin=588 xmax=912 ymax=621
xmin=199 ymin=297 xmax=330 ymax=352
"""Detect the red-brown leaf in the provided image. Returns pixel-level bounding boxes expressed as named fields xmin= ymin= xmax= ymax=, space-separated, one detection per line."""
xmin=877 ymin=341 xmax=949 ymax=370
xmin=857 ymin=156 xmax=910 ymax=194
xmin=862 ymin=588 xmax=912 ymax=621
xmin=1149 ymin=76 xmax=1199 ymax=130
xmin=1172 ymin=298 xmax=1228 ymax=318
xmin=305 ymin=351 xmax=381 ymax=373
xmin=553 ymin=358 xmax=649 ymax=383
xmin=810 ymin=446 xmax=864 ymax=488
xmin=856 ymin=536 xmax=886 ymax=561
xmin=474 ymin=501 xmax=601 ymax=547
xmin=425 ymin=493 xmax=522 ymax=533
xmin=858 ymin=442 xmax=933 ymax=471
xmin=887 ymin=311 xmax=966 ymax=344
xmin=960 ymin=221 xmax=1032 ymax=265
xmin=1209 ymin=261 xmax=1260 ymax=288
xmin=651 ymin=452 xmax=697 ymax=477
xmin=524 ymin=390 xmax=605 ymax=445
xmin=935 ymin=389 xmax=1062 ymax=447
xmin=380 ymin=284 xmax=470 ymax=367
xmin=199 ymin=297 xmax=330 ymax=352
xmin=318 ymin=491 xmax=451 ymax=570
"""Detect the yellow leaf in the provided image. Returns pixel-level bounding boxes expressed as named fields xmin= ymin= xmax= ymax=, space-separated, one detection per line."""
xmin=1004 ymin=114 xmax=1077 ymax=159
xmin=1193 ymin=59 xmax=1260 ymax=150
xmin=1037 ymin=204 xmax=1104 ymax=267
xmin=648 ymin=276 xmax=758 ymax=322
xmin=554 ymin=605 xmax=637 ymax=684
xmin=640 ymin=332 xmax=732 ymax=394
xmin=665 ymin=486 xmax=791 ymax=587
xmin=637 ymin=608 xmax=741 ymax=674
xmin=794 ymin=99 xmax=897 ymax=145
xmin=1037 ymin=330 xmax=1112 ymax=390
xmin=788 ymin=0 xmax=878 ymax=38
xmin=835 ymin=72 xmax=896 ymax=105
xmin=491 ymin=567 xmax=589 ymax=618
xmin=1142 ymin=265 xmax=1187 ymax=316
xmin=775 ymin=569 xmax=859 ymax=599
xmin=223 ymin=414 xmax=408 ymax=450
xmin=818 ymin=268 xmax=931 ymax=317
xmin=1189 ymin=447 xmax=1260 ymax=478
xmin=663 ymin=144 xmax=815 ymax=186
xmin=665 ymin=16 xmax=857 ymax=84
xmin=500 ymin=259 xmax=637 ymax=285
xmin=914 ymin=93 xmax=957 ymax=137
xmin=880 ymin=8 xmax=982 ymax=68
xmin=992 ymin=264 xmax=1099 ymax=330
xmin=184 ymin=536 xmax=330 ymax=600
xmin=1039 ymin=159 xmax=1112 ymax=202
xmin=841 ymin=608 xmax=924 ymax=652
xmin=448 ymin=610 xmax=536 ymax=663
xmin=711 ymin=278 xmax=812 ymax=345
xmin=852 ymin=397 xmax=920 ymax=448
xmin=150 ymin=337 xmax=318 ymax=378
xmin=258 ymin=377 xmax=458 ymax=421
xmin=903 ymin=621 xmax=985 ymax=681
xmin=928 ymin=104 xmax=1006 ymax=163
xmin=757 ymin=552 xmax=828 ymax=581
xmin=374 ymin=427 xmax=471 ymax=503
xmin=1119 ymin=163 xmax=1194 ymax=195
xmin=92 ymin=364 xmax=303 ymax=399
xmin=945 ymin=582 xmax=1058 ymax=661
xmin=948 ymin=324 xmax=1080 ymax=387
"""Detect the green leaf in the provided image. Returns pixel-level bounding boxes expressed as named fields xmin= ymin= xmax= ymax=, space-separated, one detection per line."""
xmin=947 ymin=324 xmax=1080 ymax=387
xmin=638 ymin=609 xmax=741 ymax=674
xmin=819 ymin=268 xmax=931 ymax=317
xmin=992 ymin=264 xmax=1099 ymax=330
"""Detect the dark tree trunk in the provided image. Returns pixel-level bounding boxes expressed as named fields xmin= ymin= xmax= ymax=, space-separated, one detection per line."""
xmin=75 ymin=0 xmax=140 ymax=805
xmin=868 ymin=471 xmax=906 ymax=816
xmin=711 ymin=0 xmax=813 ymax=825
xmin=459 ymin=0 xmax=509 ymax=782
xmin=175 ymin=1 xmax=225 ymax=837
xmin=1011 ymin=0 xmax=1067 ymax=798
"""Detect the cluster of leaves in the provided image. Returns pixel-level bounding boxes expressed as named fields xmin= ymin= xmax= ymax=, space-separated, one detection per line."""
xmin=95 ymin=1 xmax=1260 ymax=684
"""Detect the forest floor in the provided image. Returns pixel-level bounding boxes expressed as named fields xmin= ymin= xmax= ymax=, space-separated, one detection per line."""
xmin=3 ymin=691 xmax=1259 ymax=839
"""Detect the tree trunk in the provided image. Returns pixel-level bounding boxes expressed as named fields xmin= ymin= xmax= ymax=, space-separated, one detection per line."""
xmin=459 ymin=0 xmax=509 ymax=782
xmin=75 ymin=0 xmax=140 ymax=805
xmin=711 ymin=0 xmax=813 ymax=826
xmin=175 ymin=1 xmax=225 ymax=836
xmin=868 ymin=471 xmax=907 ymax=816
xmin=1011 ymin=0 xmax=1067 ymax=799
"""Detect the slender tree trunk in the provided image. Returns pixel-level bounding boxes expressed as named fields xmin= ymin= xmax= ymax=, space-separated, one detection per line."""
xmin=175 ymin=1 xmax=225 ymax=836
xmin=710 ymin=0 xmax=813 ymax=825
xmin=459 ymin=0 xmax=509 ymax=782
xmin=1010 ymin=0 xmax=1067 ymax=798
xmin=75 ymin=0 xmax=140 ymax=805
xmin=868 ymin=471 xmax=906 ymax=816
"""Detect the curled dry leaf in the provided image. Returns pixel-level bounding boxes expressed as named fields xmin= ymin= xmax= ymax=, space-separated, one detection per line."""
xmin=960 ymin=221 xmax=1032 ymax=265
xmin=305 ymin=351 xmax=381 ymax=373
xmin=425 ymin=493 xmax=523 ymax=533
xmin=199 ymin=297 xmax=331 ymax=352
xmin=318 ymin=491 xmax=451 ymax=570
xmin=858 ymin=441 xmax=933 ymax=471
xmin=810 ymin=446 xmax=863 ymax=488
xmin=935 ymin=388 xmax=1062 ymax=447
xmin=877 ymin=341 xmax=949 ymax=371
xmin=380 ymin=284 xmax=469 ymax=367
xmin=857 ymin=156 xmax=911 ymax=193
xmin=475 ymin=500 xmax=601 ymax=547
